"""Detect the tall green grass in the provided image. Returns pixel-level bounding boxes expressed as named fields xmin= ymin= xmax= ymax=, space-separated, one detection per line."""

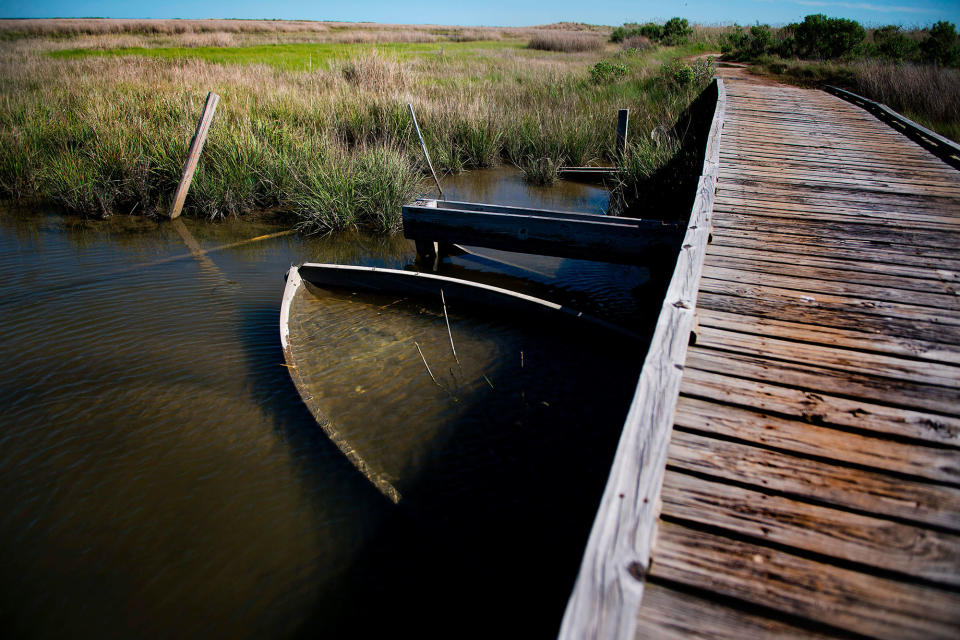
xmin=0 ymin=32 xmax=711 ymax=230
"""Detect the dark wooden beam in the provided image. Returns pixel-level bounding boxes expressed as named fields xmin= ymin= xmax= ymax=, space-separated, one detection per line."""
xmin=402 ymin=201 xmax=683 ymax=264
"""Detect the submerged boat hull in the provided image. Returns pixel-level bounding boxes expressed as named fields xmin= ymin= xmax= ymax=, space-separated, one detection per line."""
xmin=280 ymin=263 xmax=640 ymax=503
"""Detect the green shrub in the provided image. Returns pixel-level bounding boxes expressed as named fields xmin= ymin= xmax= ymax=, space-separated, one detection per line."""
xmin=609 ymin=18 xmax=688 ymax=46
xmin=672 ymin=62 xmax=694 ymax=85
xmin=720 ymin=24 xmax=779 ymax=60
xmin=920 ymin=21 xmax=960 ymax=66
xmin=590 ymin=60 xmax=628 ymax=83
xmin=661 ymin=18 xmax=692 ymax=46
xmin=790 ymin=14 xmax=865 ymax=59
xmin=871 ymin=25 xmax=919 ymax=62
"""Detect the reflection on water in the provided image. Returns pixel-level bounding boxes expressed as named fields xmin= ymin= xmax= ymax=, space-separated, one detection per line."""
xmin=0 ymin=169 xmax=672 ymax=639
xmin=441 ymin=166 xmax=609 ymax=214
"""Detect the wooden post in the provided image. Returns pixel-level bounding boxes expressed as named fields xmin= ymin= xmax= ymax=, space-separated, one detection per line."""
xmin=616 ymin=108 xmax=629 ymax=160
xmin=169 ymin=92 xmax=220 ymax=219
xmin=408 ymin=103 xmax=444 ymax=199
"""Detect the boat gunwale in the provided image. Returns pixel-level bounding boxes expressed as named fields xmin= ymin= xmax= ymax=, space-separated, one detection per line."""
xmin=279 ymin=262 xmax=645 ymax=505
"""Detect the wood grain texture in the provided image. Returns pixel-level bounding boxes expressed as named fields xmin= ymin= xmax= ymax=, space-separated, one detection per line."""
xmin=668 ymin=430 xmax=960 ymax=530
xmin=650 ymin=522 xmax=960 ymax=640
xmin=678 ymin=366 xmax=960 ymax=446
xmin=169 ymin=92 xmax=219 ymax=219
xmin=673 ymin=396 xmax=960 ymax=483
xmin=633 ymin=71 xmax=960 ymax=639
xmin=661 ymin=472 xmax=960 ymax=586
xmin=635 ymin=582 xmax=840 ymax=639
xmin=557 ymin=77 xmax=726 ymax=640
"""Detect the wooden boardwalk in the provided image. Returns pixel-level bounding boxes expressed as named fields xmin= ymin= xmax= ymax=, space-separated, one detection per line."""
xmin=561 ymin=72 xmax=960 ymax=639
xmin=634 ymin=76 xmax=960 ymax=637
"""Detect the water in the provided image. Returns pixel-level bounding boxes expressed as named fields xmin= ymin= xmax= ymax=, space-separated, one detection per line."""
xmin=0 ymin=169 xmax=673 ymax=639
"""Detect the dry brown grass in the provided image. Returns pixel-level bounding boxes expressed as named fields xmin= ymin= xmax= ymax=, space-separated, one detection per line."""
xmin=528 ymin=31 xmax=606 ymax=53
xmin=0 ymin=19 xmax=603 ymax=43
xmin=337 ymin=51 xmax=409 ymax=92
xmin=0 ymin=18 xmax=334 ymax=36
xmin=620 ymin=35 xmax=654 ymax=51
xmin=849 ymin=60 xmax=959 ymax=121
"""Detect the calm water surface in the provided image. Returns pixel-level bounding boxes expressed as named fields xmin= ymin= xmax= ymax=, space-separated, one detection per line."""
xmin=0 ymin=170 xmax=673 ymax=638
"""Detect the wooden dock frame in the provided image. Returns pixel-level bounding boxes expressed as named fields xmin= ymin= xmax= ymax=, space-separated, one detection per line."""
xmin=401 ymin=199 xmax=684 ymax=265
xmin=561 ymin=67 xmax=960 ymax=639
xmin=558 ymin=76 xmax=725 ymax=640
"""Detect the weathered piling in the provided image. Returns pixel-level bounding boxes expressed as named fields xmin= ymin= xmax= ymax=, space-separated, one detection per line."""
xmin=169 ymin=92 xmax=219 ymax=219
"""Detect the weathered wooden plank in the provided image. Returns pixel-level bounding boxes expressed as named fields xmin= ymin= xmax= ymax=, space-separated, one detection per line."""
xmin=695 ymin=307 xmax=960 ymax=364
xmin=716 ymin=188 xmax=960 ymax=220
xmin=713 ymin=198 xmax=960 ymax=229
xmin=169 ymin=91 xmax=219 ymax=219
xmin=558 ymin=76 xmax=725 ymax=640
xmin=668 ymin=430 xmax=960 ymax=530
xmin=679 ymin=367 xmax=960 ymax=446
xmin=704 ymin=243 xmax=958 ymax=288
xmin=720 ymin=155 xmax=960 ymax=181
xmin=650 ymin=522 xmax=960 ymax=640
xmin=719 ymin=165 xmax=960 ymax=195
xmin=698 ymin=291 xmax=960 ymax=349
xmin=825 ymin=85 xmax=960 ymax=169
xmin=708 ymin=233 xmax=960 ymax=271
xmin=702 ymin=264 xmax=960 ymax=309
xmin=699 ymin=278 xmax=960 ymax=330
xmin=674 ymin=396 xmax=960 ymax=483
xmin=719 ymin=177 xmax=960 ymax=208
xmin=661 ymin=472 xmax=960 ymax=586
xmin=685 ymin=345 xmax=960 ymax=417
xmin=704 ymin=252 xmax=958 ymax=297
xmin=711 ymin=223 xmax=960 ymax=260
xmin=616 ymin=108 xmax=629 ymax=159
xmin=710 ymin=216 xmax=960 ymax=252
xmin=695 ymin=325 xmax=960 ymax=389
xmin=634 ymin=582 xmax=840 ymax=640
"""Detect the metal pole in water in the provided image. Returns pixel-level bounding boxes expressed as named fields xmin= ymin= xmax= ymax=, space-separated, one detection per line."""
xmin=169 ymin=92 xmax=220 ymax=219
xmin=408 ymin=103 xmax=444 ymax=199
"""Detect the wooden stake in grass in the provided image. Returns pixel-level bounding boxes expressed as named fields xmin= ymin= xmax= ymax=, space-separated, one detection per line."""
xmin=169 ymin=91 xmax=220 ymax=219
xmin=616 ymin=108 xmax=629 ymax=160
xmin=408 ymin=103 xmax=444 ymax=199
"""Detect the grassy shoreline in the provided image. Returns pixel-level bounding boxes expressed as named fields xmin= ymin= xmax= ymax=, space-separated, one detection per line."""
xmin=0 ymin=23 xmax=714 ymax=231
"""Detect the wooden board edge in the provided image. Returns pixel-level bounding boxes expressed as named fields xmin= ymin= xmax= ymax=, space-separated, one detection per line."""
xmin=557 ymin=76 xmax=726 ymax=640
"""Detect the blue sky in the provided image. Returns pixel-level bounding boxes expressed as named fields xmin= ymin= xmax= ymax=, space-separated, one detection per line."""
xmin=1 ymin=0 xmax=957 ymax=27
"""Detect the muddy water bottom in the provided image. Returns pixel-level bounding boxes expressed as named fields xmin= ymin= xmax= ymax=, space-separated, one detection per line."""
xmin=0 ymin=169 xmax=670 ymax=639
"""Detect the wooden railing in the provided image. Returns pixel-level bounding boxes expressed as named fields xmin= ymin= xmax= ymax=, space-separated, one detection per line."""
xmin=557 ymin=77 xmax=726 ymax=640
xmin=825 ymin=85 xmax=960 ymax=170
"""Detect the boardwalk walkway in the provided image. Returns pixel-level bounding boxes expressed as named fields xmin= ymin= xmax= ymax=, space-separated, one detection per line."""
xmin=632 ymin=72 xmax=960 ymax=637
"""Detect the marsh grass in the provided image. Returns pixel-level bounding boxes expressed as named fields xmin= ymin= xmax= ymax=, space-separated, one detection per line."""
xmin=519 ymin=156 xmax=562 ymax=185
xmin=527 ymin=32 xmax=605 ymax=53
xmin=0 ymin=24 xmax=712 ymax=230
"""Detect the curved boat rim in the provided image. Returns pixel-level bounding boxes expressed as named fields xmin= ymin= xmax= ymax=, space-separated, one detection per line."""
xmin=279 ymin=262 xmax=640 ymax=503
